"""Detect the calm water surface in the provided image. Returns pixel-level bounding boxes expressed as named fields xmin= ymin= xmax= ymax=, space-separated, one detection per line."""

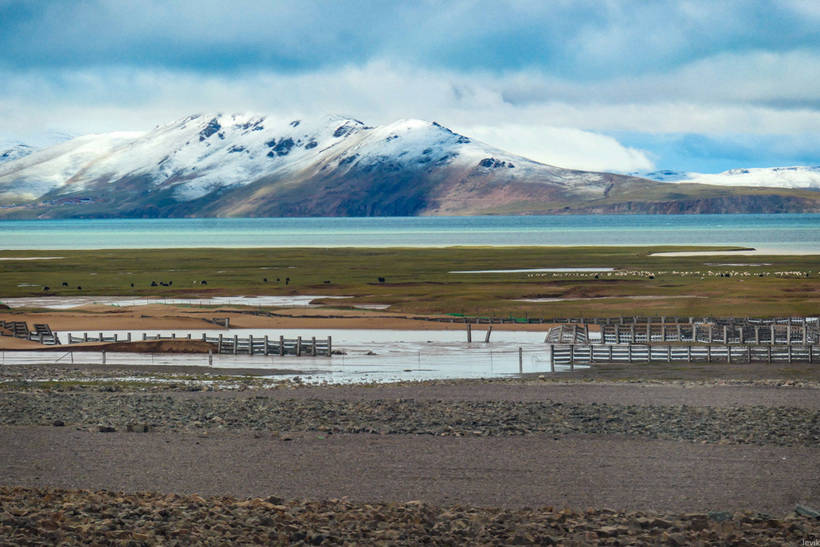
xmin=0 ymin=214 xmax=818 ymax=251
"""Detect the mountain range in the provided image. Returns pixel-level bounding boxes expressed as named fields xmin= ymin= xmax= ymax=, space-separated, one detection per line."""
xmin=1 ymin=113 xmax=818 ymax=218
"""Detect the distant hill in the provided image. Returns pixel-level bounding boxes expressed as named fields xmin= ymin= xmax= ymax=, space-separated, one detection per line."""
xmin=1 ymin=113 xmax=818 ymax=218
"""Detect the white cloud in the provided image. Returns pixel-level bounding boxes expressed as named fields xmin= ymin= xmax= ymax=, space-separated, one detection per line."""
xmin=1 ymin=50 xmax=819 ymax=171
xmin=462 ymin=124 xmax=653 ymax=172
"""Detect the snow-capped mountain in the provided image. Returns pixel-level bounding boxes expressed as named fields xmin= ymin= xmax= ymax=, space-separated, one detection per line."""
xmin=639 ymin=166 xmax=820 ymax=189
xmin=1 ymin=113 xmax=818 ymax=217
xmin=0 ymin=144 xmax=36 ymax=165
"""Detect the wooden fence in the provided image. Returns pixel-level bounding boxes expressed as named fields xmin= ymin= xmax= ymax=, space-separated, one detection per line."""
xmin=65 ymin=332 xmax=332 ymax=356
xmin=600 ymin=323 xmax=817 ymax=345
xmin=550 ymin=343 xmax=816 ymax=369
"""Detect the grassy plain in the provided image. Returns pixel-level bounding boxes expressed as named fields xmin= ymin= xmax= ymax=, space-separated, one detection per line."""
xmin=1 ymin=246 xmax=818 ymax=318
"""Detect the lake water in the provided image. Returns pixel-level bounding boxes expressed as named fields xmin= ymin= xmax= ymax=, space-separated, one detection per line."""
xmin=0 ymin=214 xmax=818 ymax=251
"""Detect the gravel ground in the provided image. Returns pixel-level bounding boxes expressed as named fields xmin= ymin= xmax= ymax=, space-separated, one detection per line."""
xmin=2 ymin=486 xmax=818 ymax=546
xmin=2 ymin=369 xmax=819 ymax=544
xmin=0 ymin=391 xmax=817 ymax=446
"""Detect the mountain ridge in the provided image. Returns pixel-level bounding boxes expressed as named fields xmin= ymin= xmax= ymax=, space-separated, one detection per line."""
xmin=1 ymin=113 xmax=818 ymax=218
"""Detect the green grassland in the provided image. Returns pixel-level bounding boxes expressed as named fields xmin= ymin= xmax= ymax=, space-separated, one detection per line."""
xmin=1 ymin=246 xmax=818 ymax=318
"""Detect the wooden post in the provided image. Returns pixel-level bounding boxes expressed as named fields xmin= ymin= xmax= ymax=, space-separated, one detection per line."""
xmin=484 ymin=326 xmax=493 ymax=343
xmin=709 ymin=325 xmax=713 ymax=343
xmin=264 ymin=335 xmax=269 ymax=356
xmin=279 ymin=335 xmax=284 ymax=356
xmin=312 ymin=336 xmax=317 ymax=356
xmin=787 ymin=324 xmax=792 ymax=344
xmin=755 ymin=326 xmax=759 ymax=344
xmin=208 ymin=349 xmax=213 ymax=366
xmin=101 ymin=350 xmax=106 ymax=365
xmin=142 ymin=332 xmax=147 ymax=341
xmin=84 ymin=332 xmax=88 ymax=342
xmin=616 ymin=327 xmax=620 ymax=344
xmin=738 ymin=327 xmax=743 ymax=344
xmin=99 ymin=332 xmax=103 ymax=341
xmin=297 ymin=336 xmax=302 ymax=357
xmin=249 ymin=334 xmax=254 ymax=356
xmin=630 ymin=325 xmax=635 ymax=343
xmin=676 ymin=324 xmax=682 ymax=342
xmin=570 ymin=344 xmax=574 ymax=372
xmin=768 ymin=345 xmax=772 ymax=364
xmin=113 ymin=333 xmax=118 ymax=343
xmin=687 ymin=345 xmax=692 ymax=362
xmin=608 ymin=345 xmax=613 ymax=362
xmin=727 ymin=345 xmax=732 ymax=364
xmin=550 ymin=344 xmax=555 ymax=373
xmin=467 ymin=323 xmax=472 ymax=343
xmin=628 ymin=344 xmax=633 ymax=363
xmin=218 ymin=334 xmax=223 ymax=353
xmin=746 ymin=345 xmax=751 ymax=364
xmin=788 ymin=344 xmax=792 ymax=364
xmin=809 ymin=345 xmax=813 ymax=364
xmin=233 ymin=335 xmax=238 ymax=355
xmin=584 ymin=324 xmax=589 ymax=342
xmin=201 ymin=333 xmax=206 ymax=341
xmin=187 ymin=333 xmax=191 ymax=340
xmin=770 ymin=324 xmax=775 ymax=345
xmin=662 ymin=325 xmax=666 ymax=342
xmin=723 ymin=325 xmax=727 ymax=344
xmin=707 ymin=345 xmax=712 ymax=363
xmin=328 ymin=336 xmax=332 ymax=356
xmin=667 ymin=345 xmax=671 ymax=363
xmin=646 ymin=324 xmax=651 ymax=342
xmin=802 ymin=325 xmax=807 ymax=344
xmin=518 ymin=347 xmax=523 ymax=373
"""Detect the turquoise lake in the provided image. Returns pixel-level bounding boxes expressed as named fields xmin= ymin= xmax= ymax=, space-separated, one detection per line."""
xmin=0 ymin=214 xmax=819 ymax=251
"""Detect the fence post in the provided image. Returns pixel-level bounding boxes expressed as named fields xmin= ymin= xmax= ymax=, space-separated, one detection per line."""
xmin=312 ymin=336 xmax=317 ymax=357
xmin=264 ymin=335 xmax=269 ymax=356
xmin=550 ymin=344 xmax=555 ymax=373
xmin=809 ymin=345 xmax=813 ymax=364
xmin=707 ymin=345 xmax=712 ymax=363
xmin=768 ymin=345 xmax=772 ymax=364
xmin=727 ymin=345 xmax=732 ymax=364
xmin=485 ymin=326 xmax=492 ymax=343
xmin=84 ymin=332 xmax=88 ymax=342
xmin=249 ymin=334 xmax=254 ymax=356
xmin=628 ymin=344 xmax=633 ymax=363
xmin=280 ymin=335 xmax=284 ymax=356
xmin=709 ymin=325 xmax=713 ymax=343
xmin=788 ymin=344 xmax=792 ymax=364
xmin=328 ymin=336 xmax=332 ymax=356
xmin=142 ymin=332 xmax=147 ymax=341
xmin=297 ymin=336 xmax=302 ymax=357
xmin=723 ymin=325 xmax=728 ymax=344
xmin=747 ymin=345 xmax=751 ymax=363
xmin=101 ymin=350 xmax=106 ymax=365
xmin=569 ymin=344 xmax=574 ymax=372
xmin=667 ymin=345 xmax=671 ymax=363
xmin=233 ymin=335 xmax=238 ymax=355
xmin=208 ymin=349 xmax=213 ymax=366
xmin=467 ymin=323 xmax=472 ymax=343
xmin=687 ymin=345 xmax=691 ymax=362
xmin=608 ymin=344 xmax=613 ymax=362
xmin=770 ymin=325 xmax=775 ymax=345
xmin=755 ymin=326 xmax=759 ymax=344
xmin=518 ymin=347 xmax=522 ymax=373
xmin=202 ymin=333 xmax=206 ymax=341
xmin=218 ymin=334 xmax=223 ymax=353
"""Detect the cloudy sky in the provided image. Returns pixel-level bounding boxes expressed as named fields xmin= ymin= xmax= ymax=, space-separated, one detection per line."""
xmin=1 ymin=0 xmax=819 ymax=173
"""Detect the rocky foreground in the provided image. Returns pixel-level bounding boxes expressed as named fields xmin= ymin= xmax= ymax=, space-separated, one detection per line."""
xmin=2 ymin=487 xmax=818 ymax=545
xmin=0 ymin=391 xmax=818 ymax=446
xmin=1 ymin=370 xmax=819 ymax=545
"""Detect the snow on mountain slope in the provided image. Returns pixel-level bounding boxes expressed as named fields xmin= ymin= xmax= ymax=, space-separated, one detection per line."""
xmin=0 ymin=132 xmax=144 ymax=202
xmin=639 ymin=166 xmax=820 ymax=189
xmin=681 ymin=166 xmax=820 ymax=189
xmin=0 ymin=113 xmax=583 ymax=205
xmin=0 ymin=144 xmax=35 ymax=164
